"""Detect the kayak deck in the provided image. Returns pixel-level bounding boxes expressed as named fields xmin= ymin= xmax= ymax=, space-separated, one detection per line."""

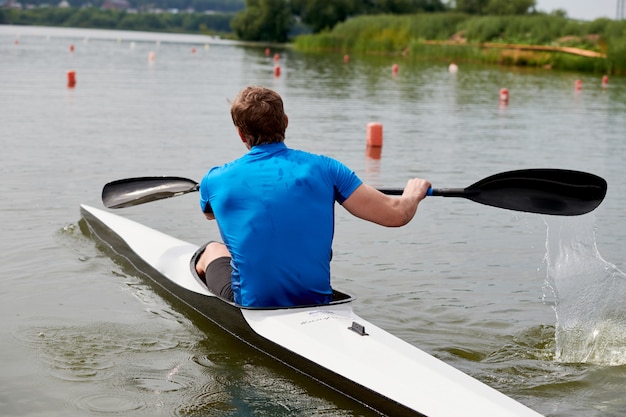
xmin=79 ymin=204 xmax=543 ymax=417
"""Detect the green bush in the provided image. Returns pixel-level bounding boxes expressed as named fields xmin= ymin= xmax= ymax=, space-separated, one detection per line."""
xmin=294 ymin=13 xmax=626 ymax=74
xmin=607 ymin=36 xmax=626 ymax=74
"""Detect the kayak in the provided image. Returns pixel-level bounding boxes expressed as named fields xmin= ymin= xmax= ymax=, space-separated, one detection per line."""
xmin=79 ymin=204 xmax=543 ymax=417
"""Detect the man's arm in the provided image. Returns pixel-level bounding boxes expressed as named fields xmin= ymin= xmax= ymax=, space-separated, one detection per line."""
xmin=341 ymin=178 xmax=431 ymax=227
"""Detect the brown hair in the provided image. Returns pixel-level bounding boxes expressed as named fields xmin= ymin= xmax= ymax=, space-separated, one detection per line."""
xmin=230 ymin=86 xmax=287 ymax=147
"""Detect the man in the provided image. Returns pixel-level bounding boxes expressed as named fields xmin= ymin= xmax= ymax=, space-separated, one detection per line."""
xmin=196 ymin=85 xmax=431 ymax=308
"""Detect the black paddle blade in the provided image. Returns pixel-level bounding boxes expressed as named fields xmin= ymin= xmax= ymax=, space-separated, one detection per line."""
xmin=102 ymin=176 xmax=199 ymax=209
xmin=461 ymin=169 xmax=607 ymax=216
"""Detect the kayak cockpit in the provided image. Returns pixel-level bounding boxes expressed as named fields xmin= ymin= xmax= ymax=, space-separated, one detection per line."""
xmin=189 ymin=242 xmax=355 ymax=310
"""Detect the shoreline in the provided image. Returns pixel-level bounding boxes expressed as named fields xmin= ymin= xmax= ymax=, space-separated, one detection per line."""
xmin=424 ymin=40 xmax=606 ymax=59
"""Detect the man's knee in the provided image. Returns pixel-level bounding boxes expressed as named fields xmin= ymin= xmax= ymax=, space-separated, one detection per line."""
xmin=205 ymin=241 xmax=230 ymax=258
xmin=196 ymin=242 xmax=230 ymax=277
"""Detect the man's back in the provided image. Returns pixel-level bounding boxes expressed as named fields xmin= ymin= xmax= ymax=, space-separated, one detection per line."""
xmin=200 ymin=142 xmax=362 ymax=307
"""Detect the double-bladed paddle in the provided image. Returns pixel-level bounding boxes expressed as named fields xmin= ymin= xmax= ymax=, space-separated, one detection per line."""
xmin=101 ymin=169 xmax=607 ymax=216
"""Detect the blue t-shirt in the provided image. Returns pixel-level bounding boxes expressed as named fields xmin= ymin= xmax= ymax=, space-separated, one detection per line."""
xmin=199 ymin=142 xmax=362 ymax=307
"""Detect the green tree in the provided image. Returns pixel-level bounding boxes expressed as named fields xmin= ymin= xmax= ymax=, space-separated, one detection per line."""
xmin=455 ymin=0 xmax=535 ymax=15
xmin=484 ymin=0 xmax=535 ymax=15
xmin=64 ymin=8 xmax=99 ymax=28
xmin=373 ymin=0 xmax=445 ymax=14
xmin=231 ymin=0 xmax=292 ymax=42
xmin=549 ymin=8 xmax=567 ymax=18
xmin=455 ymin=0 xmax=487 ymax=14
xmin=298 ymin=0 xmax=358 ymax=33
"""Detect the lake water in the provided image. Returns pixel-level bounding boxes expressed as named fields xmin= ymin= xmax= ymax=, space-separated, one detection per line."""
xmin=2 ymin=24 xmax=626 ymax=417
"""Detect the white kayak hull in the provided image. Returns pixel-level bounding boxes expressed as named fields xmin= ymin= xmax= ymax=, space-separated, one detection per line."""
xmin=79 ymin=204 xmax=543 ymax=417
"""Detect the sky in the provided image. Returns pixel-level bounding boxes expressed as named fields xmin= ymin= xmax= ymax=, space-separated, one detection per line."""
xmin=535 ymin=0 xmax=621 ymax=21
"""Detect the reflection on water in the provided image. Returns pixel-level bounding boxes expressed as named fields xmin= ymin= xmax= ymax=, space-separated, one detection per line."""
xmin=544 ymin=216 xmax=626 ymax=365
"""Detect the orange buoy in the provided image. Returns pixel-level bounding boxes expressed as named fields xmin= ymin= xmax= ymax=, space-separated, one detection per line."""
xmin=448 ymin=62 xmax=458 ymax=73
xmin=575 ymin=79 xmax=582 ymax=90
xmin=392 ymin=64 xmax=399 ymax=76
xmin=148 ymin=51 xmax=155 ymax=62
xmin=265 ymin=48 xmax=270 ymax=56
xmin=69 ymin=44 xmax=74 ymax=52
xmin=602 ymin=75 xmax=608 ymax=88
xmin=343 ymin=54 xmax=350 ymax=64
xmin=274 ymin=53 xmax=280 ymax=62
xmin=67 ymin=70 xmax=76 ymax=88
xmin=274 ymin=65 xmax=281 ymax=77
xmin=366 ymin=122 xmax=383 ymax=148
xmin=366 ymin=146 xmax=382 ymax=160
xmin=499 ymin=88 xmax=509 ymax=104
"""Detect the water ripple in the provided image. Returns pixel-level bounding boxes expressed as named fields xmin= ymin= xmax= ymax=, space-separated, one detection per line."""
xmin=70 ymin=391 xmax=147 ymax=413
xmin=15 ymin=322 xmax=186 ymax=383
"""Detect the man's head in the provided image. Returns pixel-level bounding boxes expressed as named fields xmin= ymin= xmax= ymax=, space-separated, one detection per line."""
xmin=230 ymin=86 xmax=288 ymax=147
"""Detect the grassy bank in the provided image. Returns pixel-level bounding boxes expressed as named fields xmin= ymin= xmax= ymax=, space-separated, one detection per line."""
xmin=294 ymin=14 xmax=626 ymax=74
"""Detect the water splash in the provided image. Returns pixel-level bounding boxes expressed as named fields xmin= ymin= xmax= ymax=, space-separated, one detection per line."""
xmin=543 ymin=216 xmax=626 ymax=365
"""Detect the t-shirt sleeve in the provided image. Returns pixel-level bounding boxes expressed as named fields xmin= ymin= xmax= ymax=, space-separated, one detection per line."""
xmin=325 ymin=157 xmax=362 ymax=204
xmin=199 ymin=171 xmax=213 ymax=213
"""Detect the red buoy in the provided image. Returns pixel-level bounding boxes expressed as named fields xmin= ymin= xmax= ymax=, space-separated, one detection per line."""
xmin=274 ymin=65 xmax=281 ymax=77
xmin=575 ymin=79 xmax=583 ymax=91
xmin=69 ymin=44 xmax=74 ymax=53
xmin=265 ymin=48 xmax=270 ymax=56
xmin=499 ymin=88 xmax=509 ymax=104
xmin=392 ymin=64 xmax=399 ymax=76
xmin=602 ymin=75 xmax=608 ymax=88
xmin=366 ymin=122 xmax=383 ymax=148
xmin=67 ymin=70 xmax=76 ymax=88
xmin=274 ymin=53 xmax=280 ymax=62
xmin=344 ymin=54 xmax=350 ymax=64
